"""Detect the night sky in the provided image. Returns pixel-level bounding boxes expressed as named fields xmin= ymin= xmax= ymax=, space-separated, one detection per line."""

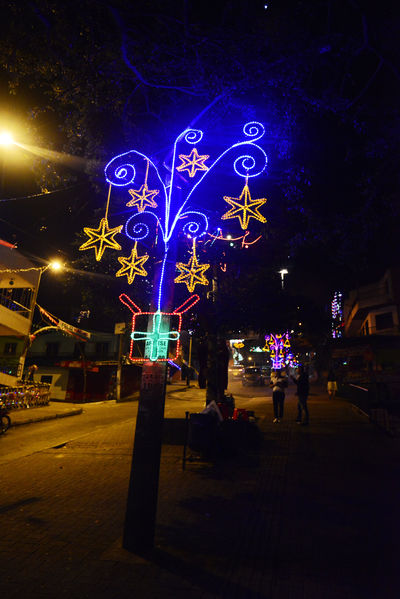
xmin=0 ymin=0 xmax=399 ymax=329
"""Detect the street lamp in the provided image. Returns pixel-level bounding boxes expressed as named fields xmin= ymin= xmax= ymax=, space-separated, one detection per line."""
xmin=279 ymin=268 xmax=288 ymax=289
xmin=18 ymin=259 xmax=64 ymax=379
xmin=0 ymin=130 xmax=16 ymax=194
xmin=0 ymin=131 xmax=15 ymax=146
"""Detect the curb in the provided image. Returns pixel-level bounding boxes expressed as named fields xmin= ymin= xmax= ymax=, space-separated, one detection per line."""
xmin=10 ymin=408 xmax=83 ymax=427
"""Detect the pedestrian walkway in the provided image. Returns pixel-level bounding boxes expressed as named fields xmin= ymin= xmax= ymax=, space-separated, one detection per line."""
xmin=0 ymin=384 xmax=399 ymax=599
xmin=7 ymin=402 xmax=83 ymax=426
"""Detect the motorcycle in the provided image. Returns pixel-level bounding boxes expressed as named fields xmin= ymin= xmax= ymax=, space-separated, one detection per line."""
xmin=0 ymin=404 xmax=11 ymax=434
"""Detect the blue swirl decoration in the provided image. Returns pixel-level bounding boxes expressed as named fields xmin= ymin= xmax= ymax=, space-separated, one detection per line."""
xmin=104 ymin=150 xmax=141 ymax=187
xmin=243 ymin=121 xmax=266 ymax=142
xmin=233 ymin=144 xmax=268 ymax=178
xmin=179 ymin=211 xmax=209 ymax=238
xmin=180 ymin=128 xmax=204 ymax=145
xmin=125 ymin=211 xmax=163 ymax=242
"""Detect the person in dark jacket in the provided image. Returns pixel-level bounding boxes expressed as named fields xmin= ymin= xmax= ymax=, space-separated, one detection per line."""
xmin=270 ymin=369 xmax=288 ymax=423
xmin=292 ymin=366 xmax=310 ymax=425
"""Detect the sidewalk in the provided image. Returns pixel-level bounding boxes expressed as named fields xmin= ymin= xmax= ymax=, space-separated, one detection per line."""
xmin=7 ymin=402 xmax=83 ymax=426
xmin=1 ymin=384 xmax=399 ymax=598
xmin=7 ymin=381 xmax=190 ymax=427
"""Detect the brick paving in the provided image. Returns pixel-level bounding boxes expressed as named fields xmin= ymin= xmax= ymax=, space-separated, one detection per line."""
xmin=0 ymin=384 xmax=399 ymax=598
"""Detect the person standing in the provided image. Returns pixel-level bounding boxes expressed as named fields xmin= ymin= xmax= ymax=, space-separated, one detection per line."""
xmin=292 ymin=365 xmax=310 ymax=425
xmin=270 ymin=369 xmax=288 ymax=423
xmin=327 ymin=367 xmax=337 ymax=399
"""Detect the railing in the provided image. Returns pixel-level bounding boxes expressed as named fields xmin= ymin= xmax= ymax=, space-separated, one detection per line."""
xmin=338 ymin=381 xmax=400 ymax=436
xmin=0 ymin=288 xmax=31 ymax=318
xmin=0 ymin=383 xmax=51 ymax=410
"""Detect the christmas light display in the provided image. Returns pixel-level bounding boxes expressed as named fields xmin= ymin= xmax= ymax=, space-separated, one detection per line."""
xmin=82 ymin=122 xmax=268 ymax=361
xmin=263 ymin=332 xmax=294 ymax=369
xmin=119 ymin=293 xmax=199 ymax=362
xmin=331 ymin=291 xmax=343 ymax=338
xmin=222 ymin=177 xmax=267 ymax=230
xmin=104 ymin=121 xmax=268 ymax=318
xmin=115 ymin=242 xmax=149 ymax=284
xmin=174 ymin=238 xmax=210 ymax=292
xmin=79 ymin=185 xmax=122 ymax=261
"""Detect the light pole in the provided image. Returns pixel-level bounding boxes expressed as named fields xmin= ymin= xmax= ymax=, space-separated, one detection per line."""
xmin=279 ymin=268 xmax=288 ymax=290
xmin=0 ymin=131 xmax=15 ymax=194
xmin=18 ymin=259 xmax=64 ymax=379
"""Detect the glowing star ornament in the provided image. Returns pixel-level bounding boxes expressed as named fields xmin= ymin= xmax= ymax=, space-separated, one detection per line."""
xmin=176 ymin=148 xmax=209 ymax=178
xmin=115 ymin=242 xmax=149 ymax=284
xmin=79 ymin=217 xmax=122 ymax=261
xmin=79 ymin=184 xmax=123 ymax=261
xmin=222 ymin=179 xmax=267 ymax=230
xmin=174 ymin=239 xmax=210 ymax=293
xmin=126 ymin=183 xmax=159 ymax=212
xmin=126 ymin=160 xmax=159 ymax=212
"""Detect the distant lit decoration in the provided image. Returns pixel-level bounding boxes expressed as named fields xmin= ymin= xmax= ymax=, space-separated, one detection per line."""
xmin=174 ymin=238 xmax=210 ymax=293
xmin=264 ymin=332 xmax=294 ymax=369
xmin=120 ymin=294 xmax=200 ymax=362
xmin=230 ymin=339 xmax=245 ymax=364
xmin=79 ymin=185 xmax=122 ymax=261
xmin=222 ymin=178 xmax=267 ymax=230
xmin=115 ymin=242 xmax=149 ymax=284
xmin=233 ymin=342 xmax=244 ymax=349
xmin=176 ymin=148 xmax=209 ymax=178
xmin=331 ymin=291 xmax=343 ymax=338
xmin=126 ymin=160 xmax=159 ymax=212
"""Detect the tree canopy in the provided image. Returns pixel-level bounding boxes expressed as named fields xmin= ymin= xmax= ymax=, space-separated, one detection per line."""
xmin=0 ymin=0 xmax=398 ymax=335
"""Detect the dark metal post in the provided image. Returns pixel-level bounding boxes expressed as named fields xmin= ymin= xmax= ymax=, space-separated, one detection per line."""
xmin=122 ymin=244 xmax=177 ymax=554
xmin=123 ymin=360 xmax=167 ymax=553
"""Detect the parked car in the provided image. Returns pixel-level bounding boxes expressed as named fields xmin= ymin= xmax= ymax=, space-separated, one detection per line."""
xmin=229 ymin=365 xmax=244 ymax=379
xmin=242 ymin=366 xmax=265 ymax=386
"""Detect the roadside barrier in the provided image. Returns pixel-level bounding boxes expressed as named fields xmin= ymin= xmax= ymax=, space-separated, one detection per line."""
xmin=0 ymin=383 xmax=51 ymax=410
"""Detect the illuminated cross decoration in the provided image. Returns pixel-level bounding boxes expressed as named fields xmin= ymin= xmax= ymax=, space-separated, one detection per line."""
xmin=132 ymin=311 xmax=180 ymax=361
xmin=120 ymin=294 xmax=200 ymax=363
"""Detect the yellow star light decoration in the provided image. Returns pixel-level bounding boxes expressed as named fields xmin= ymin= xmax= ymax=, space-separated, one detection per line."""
xmin=176 ymin=148 xmax=209 ymax=178
xmin=126 ymin=183 xmax=159 ymax=212
xmin=174 ymin=239 xmax=210 ymax=292
xmin=79 ymin=217 xmax=123 ymax=261
xmin=126 ymin=160 xmax=159 ymax=212
xmin=116 ymin=242 xmax=149 ymax=284
xmin=222 ymin=181 xmax=267 ymax=230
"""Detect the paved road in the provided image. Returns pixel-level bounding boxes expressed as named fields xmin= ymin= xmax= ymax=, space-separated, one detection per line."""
xmin=0 ymin=401 xmax=139 ymax=465
xmin=1 ymin=383 xmax=399 ymax=598
xmin=0 ymin=377 xmax=269 ymax=465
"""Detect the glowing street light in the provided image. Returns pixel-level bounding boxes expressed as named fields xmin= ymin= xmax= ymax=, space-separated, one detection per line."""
xmin=279 ymin=268 xmax=288 ymax=289
xmin=48 ymin=259 xmax=63 ymax=272
xmin=0 ymin=131 xmax=15 ymax=146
